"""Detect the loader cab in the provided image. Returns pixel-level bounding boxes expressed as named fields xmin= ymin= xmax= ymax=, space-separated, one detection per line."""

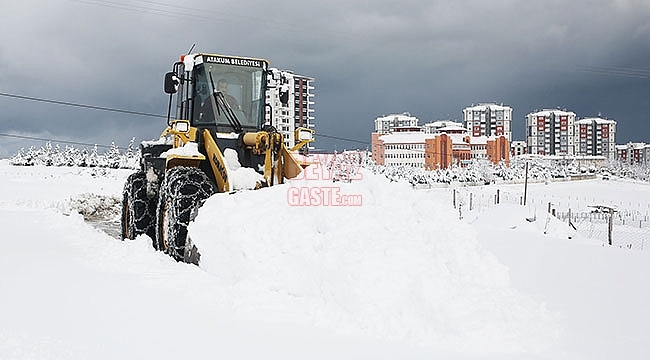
xmin=166 ymin=54 xmax=269 ymax=133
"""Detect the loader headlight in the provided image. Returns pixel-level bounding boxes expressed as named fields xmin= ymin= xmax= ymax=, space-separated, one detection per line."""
xmin=298 ymin=129 xmax=313 ymax=141
xmin=173 ymin=121 xmax=190 ymax=133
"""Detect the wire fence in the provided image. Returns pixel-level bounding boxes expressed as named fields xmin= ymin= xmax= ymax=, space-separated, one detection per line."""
xmin=449 ymin=185 xmax=650 ymax=251
xmin=555 ymin=210 xmax=650 ymax=250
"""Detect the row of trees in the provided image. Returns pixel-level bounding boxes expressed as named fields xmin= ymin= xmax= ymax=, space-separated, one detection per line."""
xmin=8 ymin=139 xmax=139 ymax=169
xmin=336 ymin=150 xmax=650 ymax=185
xmin=9 ymin=143 xmax=650 ymax=185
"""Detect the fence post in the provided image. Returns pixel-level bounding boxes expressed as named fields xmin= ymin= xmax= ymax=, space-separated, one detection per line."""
xmin=523 ymin=161 xmax=529 ymax=206
xmin=608 ymin=208 xmax=614 ymax=246
xmin=453 ymin=189 xmax=456 ymax=209
xmin=469 ymin=193 xmax=473 ymax=211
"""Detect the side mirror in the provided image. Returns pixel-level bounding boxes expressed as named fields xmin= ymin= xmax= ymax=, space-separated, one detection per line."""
xmin=164 ymin=72 xmax=179 ymax=94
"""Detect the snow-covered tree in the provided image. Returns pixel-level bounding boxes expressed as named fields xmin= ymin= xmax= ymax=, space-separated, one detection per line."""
xmin=8 ymin=140 xmax=139 ymax=170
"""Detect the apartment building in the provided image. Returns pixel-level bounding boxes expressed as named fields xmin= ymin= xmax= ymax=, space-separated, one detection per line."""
xmin=574 ymin=117 xmax=617 ymax=160
xmin=422 ymin=120 xmax=467 ymax=135
xmin=463 ymin=103 xmax=513 ymax=142
xmin=266 ymin=70 xmax=315 ymax=149
xmin=616 ymin=142 xmax=650 ymax=165
xmin=526 ymin=109 xmax=576 ymax=156
xmin=374 ymin=113 xmax=419 ymax=134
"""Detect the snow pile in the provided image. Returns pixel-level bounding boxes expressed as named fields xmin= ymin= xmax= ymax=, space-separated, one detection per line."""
xmin=190 ymin=167 xmax=560 ymax=354
xmin=69 ymin=193 xmax=121 ymax=221
xmin=223 ymin=148 xmax=265 ymax=190
xmin=2 ymin=160 xmax=650 ymax=358
xmin=159 ymin=141 xmax=203 ymax=158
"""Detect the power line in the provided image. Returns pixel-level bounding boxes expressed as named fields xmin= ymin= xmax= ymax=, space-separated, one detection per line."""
xmin=578 ymin=65 xmax=650 ymax=79
xmin=317 ymin=133 xmax=370 ymax=145
xmin=0 ymin=133 xmax=126 ymax=149
xmin=0 ymin=90 xmax=451 ymax=156
xmin=0 ymin=92 xmax=166 ymax=118
xmin=71 ymin=0 xmax=212 ymax=21
xmin=70 ymin=0 xmax=356 ymax=41
xmin=1 ymin=91 xmax=373 ymax=149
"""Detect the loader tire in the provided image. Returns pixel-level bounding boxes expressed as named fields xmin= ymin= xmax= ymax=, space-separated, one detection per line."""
xmin=156 ymin=167 xmax=215 ymax=264
xmin=121 ymin=171 xmax=156 ymax=241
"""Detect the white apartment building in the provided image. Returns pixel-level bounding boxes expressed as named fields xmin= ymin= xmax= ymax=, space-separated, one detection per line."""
xmin=374 ymin=113 xmax=419 ymax=134
xmin=462 ymin=103 xmax=513 ymax=142
xmin=616 ymin=142 xmax=650 ymax=166
xmin=266 ymin=69 xmax=315 ymax=149
xmin=526 ymin=109 xmax=576 ymax=156
xmin=422 ymin=120 xmax=467 ymax=135
xmin=574 ymin=117 xmax=617 ymax=160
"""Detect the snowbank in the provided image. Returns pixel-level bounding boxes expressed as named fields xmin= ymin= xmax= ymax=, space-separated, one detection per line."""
xmin=190 ymin=168 xmax=560 ymax=354
xmin=2 ymin=160 xmax=649 ymax=359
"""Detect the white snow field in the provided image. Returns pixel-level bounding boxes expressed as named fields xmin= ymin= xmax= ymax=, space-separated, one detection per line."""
xmin=1 ymin=158 xmax=649 ymax=359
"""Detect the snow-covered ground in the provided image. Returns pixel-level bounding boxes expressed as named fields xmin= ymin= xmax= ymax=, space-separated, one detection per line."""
xmin=1 ymin=158 xmax=649 ymax=359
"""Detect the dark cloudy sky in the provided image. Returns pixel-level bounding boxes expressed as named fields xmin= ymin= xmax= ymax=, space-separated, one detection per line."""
xmin=1 ymin=0 xmax=649 ymax=156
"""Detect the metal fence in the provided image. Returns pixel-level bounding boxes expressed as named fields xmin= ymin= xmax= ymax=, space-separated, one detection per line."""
xmin=449 ymin=185 xmax=650 ymax=250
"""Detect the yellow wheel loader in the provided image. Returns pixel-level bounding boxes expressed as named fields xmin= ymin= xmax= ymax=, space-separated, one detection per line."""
xmin=121 ymin=53 xmax=303 ymax=264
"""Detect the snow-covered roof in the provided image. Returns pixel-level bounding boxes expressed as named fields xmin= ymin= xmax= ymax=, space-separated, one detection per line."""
xmin=375 ymin=112 xmax=417 ymax=121
xmin=436 ymin=126 xmax=467 ymax=133
xmin=423 ymin=121 xmax=465 ymax=128
xmin=464 ymin=103 xmax=512 ymax=112
xmin=616 ymin=142 xmax=649 ymax=150
xmin=528 ymin=109 xmax=576 ymax=117
xmin=378 ymin=132 xmax=437 ymax=144
xmin=467 ymin=135 xmax=509 ymax=145
xmin=575 ymin=117 xmax=617 ymax=125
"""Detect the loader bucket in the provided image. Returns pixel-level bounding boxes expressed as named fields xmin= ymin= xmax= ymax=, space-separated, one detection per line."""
xmin=282 ymin=145 xmax=303 ymax=179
